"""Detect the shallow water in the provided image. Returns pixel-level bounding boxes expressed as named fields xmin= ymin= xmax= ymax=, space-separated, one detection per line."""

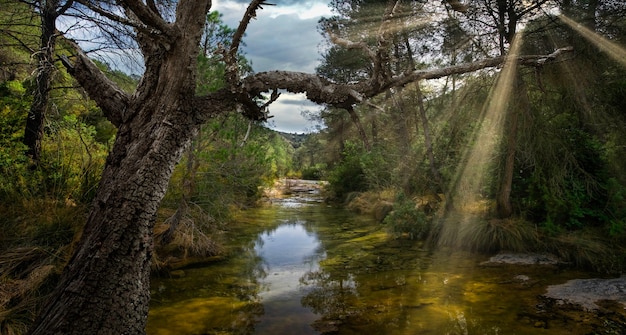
xmin=147 ymin=191 xmax=622 ymax=335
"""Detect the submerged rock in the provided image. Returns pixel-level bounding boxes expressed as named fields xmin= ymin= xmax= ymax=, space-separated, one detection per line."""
xmin=543 ymin=276 xmax=626 ymax=311
xmin=481 ymin=252 xmax=561 ymax=266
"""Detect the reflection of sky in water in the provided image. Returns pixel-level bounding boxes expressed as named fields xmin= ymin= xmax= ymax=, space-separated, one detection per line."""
xmin=254 ymin=223 xmax=323 ymax=334
xmin=256 ymin=223 xmax=319 ymax=267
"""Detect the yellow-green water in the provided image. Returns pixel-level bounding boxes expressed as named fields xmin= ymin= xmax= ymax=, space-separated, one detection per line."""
xmin=147 ymin=194 xmax=621 ymax=335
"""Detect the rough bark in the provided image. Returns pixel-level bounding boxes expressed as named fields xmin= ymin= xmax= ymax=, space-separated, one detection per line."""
xmin=28 ymin=1 xmax=211 ymax=334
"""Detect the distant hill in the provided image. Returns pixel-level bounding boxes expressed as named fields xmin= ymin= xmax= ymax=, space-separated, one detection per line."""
xmin=275 ymin=131 xmax=309 ymax=149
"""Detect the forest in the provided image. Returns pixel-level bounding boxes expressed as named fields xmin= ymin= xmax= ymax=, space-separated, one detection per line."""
xmin=1 ymin=0 xmax=626 ymax=334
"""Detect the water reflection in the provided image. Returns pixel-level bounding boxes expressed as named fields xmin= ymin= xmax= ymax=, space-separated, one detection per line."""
xmin=148 ymin=193 xmax=611 ymax=335
xmin=253 ymin=223 xmax=323 ymax=334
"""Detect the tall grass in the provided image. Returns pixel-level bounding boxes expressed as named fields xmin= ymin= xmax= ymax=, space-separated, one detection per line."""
xmin=0 ymin=199 xmax=83 ymax=335
xmin=549 ymin=229 xmax=626 ymax=274
xmin=458 ymin=218 xmax=542 ymax=252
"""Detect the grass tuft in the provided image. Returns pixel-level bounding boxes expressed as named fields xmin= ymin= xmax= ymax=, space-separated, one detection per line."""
xmin=549 ymin=229 xmax=626 ymax=273
xmin=460 ymin=218 xmax=542 ymax=252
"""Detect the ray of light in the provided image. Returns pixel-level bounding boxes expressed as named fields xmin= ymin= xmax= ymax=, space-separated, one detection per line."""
xmin=437 ymin=33 xmax=524 ymax=247
xmin=559 ymin=14 xmax=626 ymax=68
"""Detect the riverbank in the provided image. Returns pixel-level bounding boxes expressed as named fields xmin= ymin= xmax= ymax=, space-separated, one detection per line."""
xmin=148 ymin=190 xmax=626 ymax=335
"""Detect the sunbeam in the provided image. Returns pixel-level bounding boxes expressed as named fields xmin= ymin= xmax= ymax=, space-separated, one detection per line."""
xmin=559 ymin=14 xmax=626 ymax=68
xmin=437 ymin=33 xmax=524 ymax=247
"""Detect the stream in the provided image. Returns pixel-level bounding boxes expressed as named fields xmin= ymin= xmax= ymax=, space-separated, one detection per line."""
xmin=147 ymin=182 xmax=626 ymax=335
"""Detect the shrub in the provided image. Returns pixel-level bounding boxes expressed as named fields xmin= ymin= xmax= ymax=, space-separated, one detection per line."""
xmin=326 ymin=141 xmax=367 ymax=200
xmin=384 ymin=193 xmax=430 ymax=240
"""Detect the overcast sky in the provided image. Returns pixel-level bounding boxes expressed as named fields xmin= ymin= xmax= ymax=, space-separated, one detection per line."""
xmin=213 ymin=0 xmax=333 ymax=133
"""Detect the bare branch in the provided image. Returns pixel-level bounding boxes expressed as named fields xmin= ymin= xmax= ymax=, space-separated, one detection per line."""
xmin=259 ymin=89 xmax=281 ymax=110
xmin=60 ymin=37 xmax=130 ymax=127
xmin=224 ymin=0 xmax=275 ymax=88
xmin=243 ymin=71 xmax=363 ymax=108
xmin=240 ymin=46 xmax=574 ymax=112
xmin=74 ymin=0 xmax=149 ymax=34
xmin=57 ymin=0 xmax=75 ymax=16
xmin=232 ymin=0 xmax=267 ymax=59
xmin=381 ymin=46 xmax=573 ymax=91
xmin=146 ymin=0 xmax=162 ymax=20
xmin=119 ymin=0 xmax=173 ymax=36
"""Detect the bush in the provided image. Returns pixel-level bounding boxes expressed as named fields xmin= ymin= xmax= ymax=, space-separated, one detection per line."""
xmin=384 ymin=193 xmax=430 ymax=240
xmin=327 ymin=141 xmax=367 ymax=199
xmin=300 ymin=164 xmax=325 ymax=180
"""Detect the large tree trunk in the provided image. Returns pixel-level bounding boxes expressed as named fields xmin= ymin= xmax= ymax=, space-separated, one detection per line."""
xmin=29 ymin=121 xmax=194 ymax=334
xmin=28 ymin=1 xmax=210 ymax=333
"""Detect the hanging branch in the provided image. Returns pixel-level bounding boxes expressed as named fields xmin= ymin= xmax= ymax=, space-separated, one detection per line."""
xmin=239 ymin=121 xmax=253 ymax=147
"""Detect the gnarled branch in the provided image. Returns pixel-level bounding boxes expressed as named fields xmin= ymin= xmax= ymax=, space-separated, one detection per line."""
xmin=60 ymin=38 xmax=130 ymax=127
xmin=238 ymin=47 xmax=573 ymax=113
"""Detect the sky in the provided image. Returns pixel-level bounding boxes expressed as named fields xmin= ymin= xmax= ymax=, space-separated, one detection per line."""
xmin=212 ymin=0 xmax=334 ymax=133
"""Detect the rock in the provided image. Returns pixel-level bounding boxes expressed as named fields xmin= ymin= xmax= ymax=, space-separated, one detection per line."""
xmin=514 ymin=275 xmax=530 ymax=282
xmin=481 ymin=252 xmax=561 ymax=266
xmin=543 ymin=276 xmax=626 ymax=311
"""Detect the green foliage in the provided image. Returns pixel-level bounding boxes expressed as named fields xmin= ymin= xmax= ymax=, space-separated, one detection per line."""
xmin=163 ymin=114 xmax=282 ymax=222
xmin=326 ymin=141 xmax=368 ymax=199
xmin=316 ymin=46 xmax=371 ymax=83
xmin=292 ymin=132 xmax=327 ymax=179
xmin=359 ymin=145 xmax=397 ymax=190
xmin=300 ymin=163 xmax=326 ymax=180
xmin=0 ymin=114 xmax=108 ymax=202
xmin=0 ymin=80 xmax=31 ymax=197
xmin=606 ymin=178 xmax=626 ymax=236
xmin=383 ymin=193 xmax=430 ymax=240
xmin=196 ymin=11 xmax=252 ymax=95
xmin=93 ymin=59 xmax=138 ymax=93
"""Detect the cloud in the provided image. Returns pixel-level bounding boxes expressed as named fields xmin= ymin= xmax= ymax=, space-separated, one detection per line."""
xmin=214 ymin=0 xmax=331 ymax=132
xmin=215 ymin=0 xmax=331 ymax=73
xmin=242 ymin=15 xmax=322 ymax=73
xmin=264 ymin=92 xmax=322 ymax=133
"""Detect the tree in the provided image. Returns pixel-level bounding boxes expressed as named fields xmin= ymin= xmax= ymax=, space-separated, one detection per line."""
xmin=25 ymin=0 xmax=572 ymax=333
xmin=22 ymin=0 xmax=73 ymax=165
